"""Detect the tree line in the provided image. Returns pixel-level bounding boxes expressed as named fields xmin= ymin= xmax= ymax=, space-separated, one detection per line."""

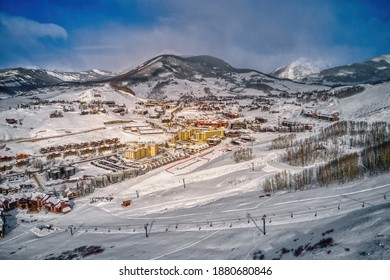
xmin=263 ymin=139 xmax=390 ymax=193
xmin=284 ymin=121 xmax=390 ymax=166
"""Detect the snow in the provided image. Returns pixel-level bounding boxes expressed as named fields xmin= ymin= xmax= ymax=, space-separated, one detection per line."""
xmin=1 ymin=62 xmax=390 ymax=260
xmin=272 ymin=58 xmax=330 ymax=80
xmin=45 ymin=71 xmax=80 ymax=82
xmin=371 ymin=54 xmax=390 ymax=64
xmin=339 ymin=82 xmax=390 ymax=121
xmin=1 ymin=108 xmax=389 ymax=260
xmin=92 ymin=69 xmax=109 ymax=75
xmin=0 ymin=153 xmax=389 ymax=259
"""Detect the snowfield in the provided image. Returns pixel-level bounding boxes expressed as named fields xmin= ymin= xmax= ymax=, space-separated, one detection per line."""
xmin=1 ymin=135 xmax=389 ymax=260
xmin=0 ymin=80 xmax=389 ymax=260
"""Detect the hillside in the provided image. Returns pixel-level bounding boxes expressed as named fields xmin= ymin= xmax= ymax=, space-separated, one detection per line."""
xmin=0 ymin=68 xmax=114 ymax=97
xmin=301 ymin=55 xmax=390 ymax=85
xmin=0 ymin=56 xmax=389 ymax=260
xmin=108 ymin=55 xmax=329 ymax=99
xmin=270 ymin=58 xmax=329 ymax=81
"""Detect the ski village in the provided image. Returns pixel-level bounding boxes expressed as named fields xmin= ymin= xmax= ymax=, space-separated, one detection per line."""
xmin=0 ymin=54 xmax=390 ymax=260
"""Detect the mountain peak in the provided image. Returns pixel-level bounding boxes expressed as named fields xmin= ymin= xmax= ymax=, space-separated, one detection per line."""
xmin=370 ymin=54 xmax=390 ymax=64
xmin=271 ymin=57 xmax=329 ymax=81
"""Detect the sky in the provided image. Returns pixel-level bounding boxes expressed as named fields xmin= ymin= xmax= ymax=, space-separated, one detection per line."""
xmin=0 ymin=0 xmax=390 ymax=73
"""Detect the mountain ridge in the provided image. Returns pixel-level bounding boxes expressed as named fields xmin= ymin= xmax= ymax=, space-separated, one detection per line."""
xmin=2 ymin=53 xmax=390 ymax=98
xmin=0 ymin=68 xmax=115 ymax=96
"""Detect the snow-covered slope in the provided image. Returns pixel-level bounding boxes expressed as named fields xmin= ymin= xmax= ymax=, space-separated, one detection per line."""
xmin=271 ymin=58 xmax=329 ymax=81
xmin=0 ymin=142 xmax=389 ymax=260
xmin=302 ymin=55 xmax=390 ymax=85
xmin=109 ymin=55 xmax=329 ymax=99
xmin=371 ymin=54 xmax=390 ymax=64
xmin=339 ymin=81 xmax=390 ymax=121
xmin=0 ymin=68 xmax=114 ymax=96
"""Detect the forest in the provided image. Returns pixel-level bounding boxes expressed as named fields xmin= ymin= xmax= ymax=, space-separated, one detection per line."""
xmin=263 ymin=121 xmax=390 ymax=193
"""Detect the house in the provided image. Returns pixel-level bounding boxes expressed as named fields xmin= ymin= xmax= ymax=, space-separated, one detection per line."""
xmin=16 ymin=193 xmax=30 ymax=210
xmin=65 ymin=188 xmax=78 ymax=200
xmin=0 ymin=195 xmax=13 ymax=211
xmin=54 ymin=199 xmax=72 ymax=214
xmin=42 ymin=194 xmax=72 ymax=214
xmin=0 ymin=185 xmax=10 ymax=195
xmin=44 ymin=197 xmax=61 ymax=213
xmin=207 ymin=135 xmax=222 ymax=146
xmin=0 ymin=197 xmax=8 ymax=210
xmin=230 ymin=121 xmax=247 ymax=130
xmin=28 ymin=192 xmax=45 ymax=213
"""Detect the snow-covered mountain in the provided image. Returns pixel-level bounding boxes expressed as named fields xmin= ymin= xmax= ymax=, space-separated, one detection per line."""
xmin=108 ymin=54 xmax=328 ymax=99
xmin=2 ymin=54 xmax=390 ymax=99
xmin=371 ymin=54 xmax=390 ymax=64
xmin=301 ymin=55 xmax=390 ymax=85
xmin=0 ymin=68 xmax=114 ymax=96
xmin=270 ymin=58 xmax=329 ymax=81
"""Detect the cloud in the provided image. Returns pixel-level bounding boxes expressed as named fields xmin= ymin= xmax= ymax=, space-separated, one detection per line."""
xmin=1 ymin=1 xmax=389 ymax=72
xmin=68 ymin=0 xmax=343 ymax=72
xmin=0 ymin=13 xmax=67 ymax=40
xmin=0 ymin=13 xmax=68 ymax=69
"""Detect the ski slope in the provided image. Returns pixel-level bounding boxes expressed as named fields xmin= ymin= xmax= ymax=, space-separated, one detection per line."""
xmin=1 ymin=139 xmax=389 ymax=260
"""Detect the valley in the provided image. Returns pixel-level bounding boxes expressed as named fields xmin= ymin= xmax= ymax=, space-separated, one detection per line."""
xmin=0 ymin=54 xmax=389 ymax=260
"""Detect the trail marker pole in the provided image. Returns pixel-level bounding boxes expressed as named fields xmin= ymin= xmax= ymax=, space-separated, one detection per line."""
xmin=262 ymin=215 xmax=266 ymax=235
xmin=144 ymin=223 xmax=149 ymax=238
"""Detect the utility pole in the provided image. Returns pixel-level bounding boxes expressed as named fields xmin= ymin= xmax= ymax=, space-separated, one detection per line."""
xmin=247 ymin=213 xmax=266 ymax=235
xmin=144 ymin=223 xmax=149 ymax=238
xmin=262 ymin=215 xmax=266 ymax=235
xmin=183 ymin=178 xmax=186 ymax=188
xmin=251 ymin=162 xmax=254 ymax=171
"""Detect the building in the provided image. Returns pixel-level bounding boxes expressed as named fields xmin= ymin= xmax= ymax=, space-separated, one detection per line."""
xmin=193 ymin=128 xmax=224 ymax=142
xmin=124 ymin=143 xmax=159 ymax=160
xmin=0 ymin=192 xmax=72 ymax=215
xmin=187 ymin=143 xmax=209 ymax=153
xmin=195 ymin=118 xmax=228 ymax=128
xmin=44 ymin=197 xmax=71 ymax=214
xmin=0 ymin=210 xmax=4 ymax=238
xmin=47 ymin=166 xmax=77 ymax=181
xmin=230 ymin=121 xmax=247 ymax=130
xmin=178 ymin=129 xmax=193 ymax=141
xmin=304 ymin=111 xmax=340 ymax=122
xmin=207 ymin=135 xmax=222 ymax=146
xmin=177 ymin=127 xmax=225 ymax=142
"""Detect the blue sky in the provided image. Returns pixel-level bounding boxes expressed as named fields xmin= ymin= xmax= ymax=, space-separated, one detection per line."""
xmin=0 ymin=0 xmax=389 ymax=72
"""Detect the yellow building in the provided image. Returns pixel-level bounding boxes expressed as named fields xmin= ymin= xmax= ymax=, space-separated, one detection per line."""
xmin=178 ymin=129 xmax=192 ymax=141
xmin=177 ymin=127 xmax=224 ymax=142
xmin=124 ymin=143 xmax=159 ymax=160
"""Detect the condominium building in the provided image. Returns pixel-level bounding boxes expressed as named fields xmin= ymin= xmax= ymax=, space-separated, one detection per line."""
xmin=124 ymin=143 xmax=159 ymax=160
